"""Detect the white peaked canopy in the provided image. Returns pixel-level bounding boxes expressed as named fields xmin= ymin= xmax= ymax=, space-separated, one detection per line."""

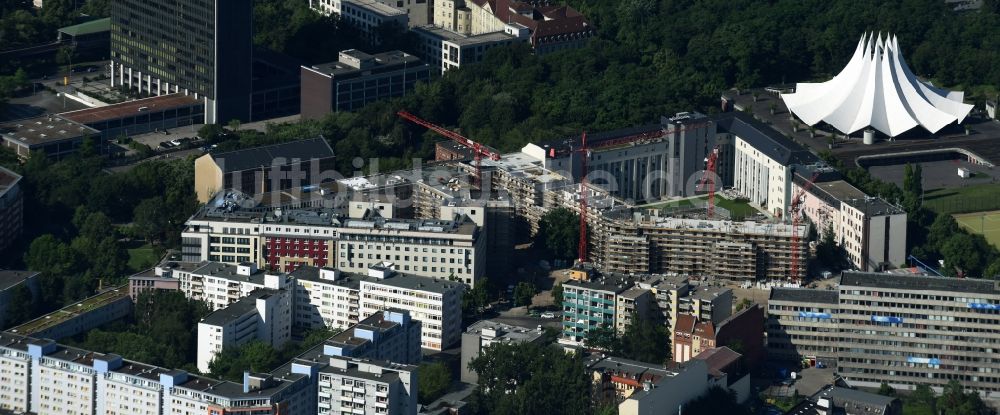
xmin=782 ymin=33 xmax=973 ymax=137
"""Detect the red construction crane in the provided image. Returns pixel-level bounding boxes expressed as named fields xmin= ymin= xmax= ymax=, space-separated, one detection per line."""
xmin=697 ymin=146 xmax=721 ymax=219
xmin=397 ymin=110 xmax=501 ymax=186
xmin=577 ymin=132 xmax=588 ymax=263
xmin=789 ymin=173 xmax=820 ymax=283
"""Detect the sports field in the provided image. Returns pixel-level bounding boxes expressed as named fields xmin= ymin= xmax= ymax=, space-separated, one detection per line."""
xmin=954 ymin=210 xmax=1000 ymax=249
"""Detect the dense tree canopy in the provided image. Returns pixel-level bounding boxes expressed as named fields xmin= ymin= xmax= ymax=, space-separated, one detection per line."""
xmin=537 ymin=208 xmax=580 ymax=260
xmin=467 ymin=342 xmax=592 ymax=415
xmin=583 ymin=315 xmax=670 ymax=364
xmin=418 ymin=362 xmax=452 ymax=405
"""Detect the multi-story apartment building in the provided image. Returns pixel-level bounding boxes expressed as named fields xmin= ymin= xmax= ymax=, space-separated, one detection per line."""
xmin=360 ymin=264 xmax=464 ymax=350
xmin=715 ymin=112 xmax=819 ymax=217
xmin=312 ymin=0 xmax=409 ymax=44
xmin=110 ymin=0 xmax=253 ymax=124
xmin=301 ymin=50 xmax=431 ymax=118
xmin=595 ymin=213 xmax=808 ymax=281
xmin=323 ymin=310 xmax=422 ymax=364
xmin=182 ymin=262 xmax=292 ymax=311
xmin=794 ymin=171 xmax=907 ymax=271
xmin=0 ymin=166 xmax=22 ymax=253
xmin=182 ymin=203 xmax=486 ymax=285
xmin=0 ymin=332 xmax=326 ymax=415
xmin=197 ymin=289 xmax=293 ymax=373
xmin=766 ymin=287 xmax=840 ymax=364
xmin=315 ymin=357 xmax=418 ymax=415
xmin=337 ymin=216 xmax=483 ymax=285
xmin=679 ymin=286 xmax=733 ymax=325
xmin=614 ymin=288 xmax=655 ymax=334
xmin=290 ymin=266 xmax=370 ymax=330
xmin=460 ymin=320 xmax=546 ymax=383
xmin=768 ymin=271 xmax=1000 ymax=398
xmin=561 ymin=278 xmax=627 ymax=345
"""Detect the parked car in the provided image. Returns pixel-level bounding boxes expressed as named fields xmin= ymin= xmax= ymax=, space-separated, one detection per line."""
xmin=159 ymin=141 xmax=176 ymax=149
xmin=540 ymin=312 xmax=556 ymax=319
xmin=169 ymin=139 xmax=183 ymax=146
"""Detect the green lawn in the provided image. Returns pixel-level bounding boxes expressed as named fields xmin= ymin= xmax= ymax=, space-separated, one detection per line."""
xmin=923 ymin=183 xmax=1000 ymax=215
xmin=954 ymin=210 xmax=1000 ymax=250
xmin=127 ymin=243 xmax=158 ymax=272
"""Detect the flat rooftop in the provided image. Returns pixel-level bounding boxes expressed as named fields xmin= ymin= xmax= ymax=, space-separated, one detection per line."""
xmin=342 ymin=0 xmax=406 ymax=16
xmin=200 ymin=290 xmax=279 ymax=326
xmin=769 ymin=287 xmax=839 ymax=305
xmin=0 ymin=166 xmax=21 ymax=196
xmin=0 ymin=270 xmax=38 ymax=291
xmin=308 ymin=50 xmax=423 ymax=78
xmin=59 ymin=94 xmax=200 ymax=124
xmin=465 ymin=319 xmax=544 ymax=343
xmin=635 ymin=214 xmax=806 ymax=237
xmin=364 ymin=273 xmax=463 ymax=294
xmin=840 ymin=271 xmax=1000 ymax=295
xmin=190 ymin=262 xmax=267 ymax=286
xmin=9 ymin=285 xmax=128 ymax=335
xmin=0 ymin=115 xmax=99 ymax=146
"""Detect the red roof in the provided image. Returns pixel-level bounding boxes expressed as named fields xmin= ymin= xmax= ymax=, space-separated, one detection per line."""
xmin=484 ymin=0 xmax=593 ymax=45
xmin=60 ymin=94 xmax=200 ymax=124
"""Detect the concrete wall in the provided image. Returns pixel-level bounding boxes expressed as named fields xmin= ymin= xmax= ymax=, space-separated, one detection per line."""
xmin=194 ymin=154 xmax=223 ymax=203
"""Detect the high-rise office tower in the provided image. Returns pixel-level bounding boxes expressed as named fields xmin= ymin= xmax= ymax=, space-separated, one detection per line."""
xmin=110 ymin=0 xmax=253 ymax=124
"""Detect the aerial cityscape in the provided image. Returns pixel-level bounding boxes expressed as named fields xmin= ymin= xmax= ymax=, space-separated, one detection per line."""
xmin=0 ymin=0 xmax=999 ymax=414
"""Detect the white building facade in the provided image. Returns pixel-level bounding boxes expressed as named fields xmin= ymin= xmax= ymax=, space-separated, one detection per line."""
xmin=359 ymin=265 xmax=463 ymax=350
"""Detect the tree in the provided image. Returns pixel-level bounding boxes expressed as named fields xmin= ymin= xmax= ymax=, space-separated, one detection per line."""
xmin=463 ymin=278 xmax=490 ymax=318
xmin=939 ymin=380 xmax=987 ymax=415
xmin=584 ymin=324 xmax=619 ymax=354
xmin=735 ymin=298 xmax=753 ymax=312
xmin=24 ymin=234 xmax=81 ymax=277
xmin=618 ymin=314 xmax=670 ymax=364
xmin=133 ymin=197 xmax=168 ymax=243
xmin=877 ymin=381 xmax=897 ymax=397
xmin=209 ymin=341 xmax=279 ymax=381
xmin=3 ymin=282 xmax=35 ymax=326
xmin=911 ymin=384 xmax=937 ymax=414
xmin=227 ymin=118 xmax=242 ymax=132
xmin=198 ymin=124 xmax=226 ymax=143
xmin=551 ymin=283 xmax=563 ymax=305
xmin=513 ymin=282 xmax=536 ymax=308
xmin=467 ymin=342 xmax=591 ymax=415
xmin=418 ymin=362 xmax=452 ymax=404
xmin=537 ymin=208 xmax=579 ymax=260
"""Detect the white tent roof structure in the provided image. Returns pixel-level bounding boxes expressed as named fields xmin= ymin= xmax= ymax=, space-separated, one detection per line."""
xmin=781 ymin=33 xmax=973 ymax=137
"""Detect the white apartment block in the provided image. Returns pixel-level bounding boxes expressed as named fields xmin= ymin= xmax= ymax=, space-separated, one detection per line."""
xmin=29 ymin=341 xmax=97 ymax=415
xmin=0 ymin=332 xmax=317 ymax=415
xmin=336 ymin=217 xmax=484 ymax=286
xmin=316 ymin=357 xmax=417 ymax=415
xmin=794 ymin=174 xmax=907 ymax=270
xmin=360 ymin=264 xmax=464 ymax=350
xmin=181 ymin=218 xmax=261 ymax=264
xmin=290 ymin=266 xmax=368 ymax=330
xmin=717 ymin=112 xmax=819 ymax=217
xmin=94 ymin=357 xmax=163 ymax=415
xmin=323 ymin=310 xmax=422 ymax=364
xmin=182 ymin=207 xmax=486 ymax=287
xmin=181 ymin=262 xmax=291 ymax=311
xmin=0 ymin=334 xmax=30 ymax=413
xmin=197 ymin=289 xmax=293 ymax=373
